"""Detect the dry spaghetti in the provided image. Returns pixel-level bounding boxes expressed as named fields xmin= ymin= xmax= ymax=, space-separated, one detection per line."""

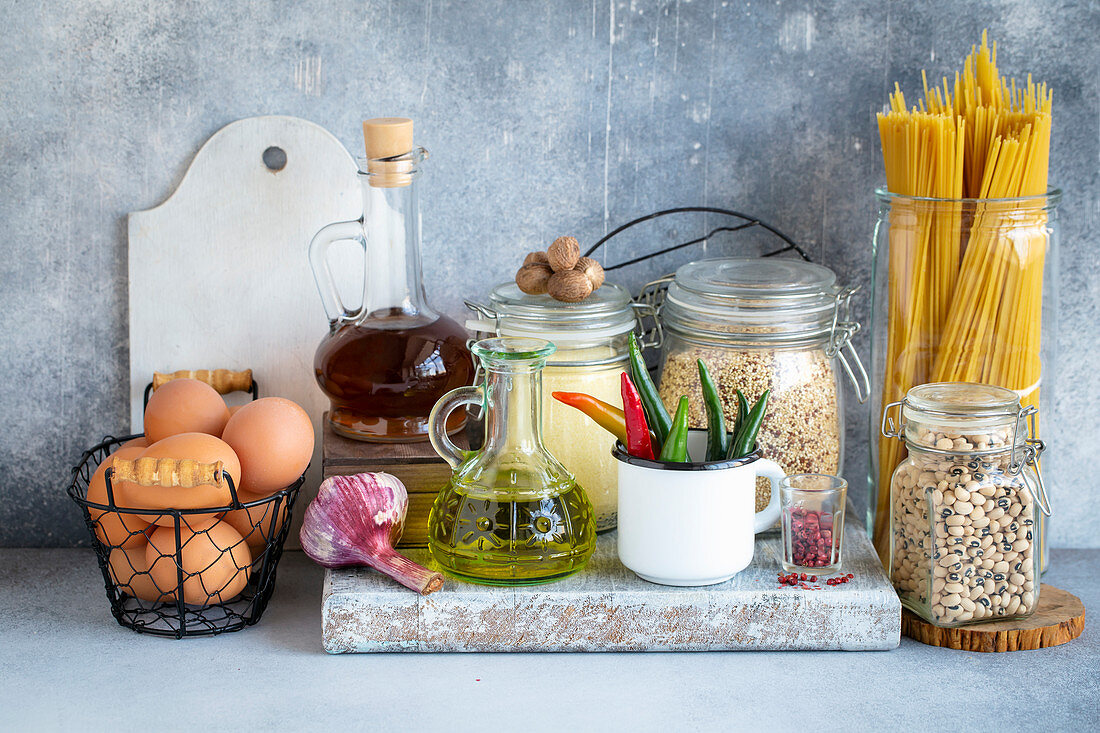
xmin=872 ymin=32 xmax=1053 ymax=559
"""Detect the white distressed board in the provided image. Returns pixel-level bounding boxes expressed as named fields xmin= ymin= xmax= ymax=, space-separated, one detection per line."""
xmin=128 ymin=115 xmax=363 ymax=542
xmin=321 ymin=516 xmax=901 ymax=652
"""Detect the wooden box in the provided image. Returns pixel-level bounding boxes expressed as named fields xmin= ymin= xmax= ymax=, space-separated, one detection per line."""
xmin=321 ymin=414 xmax=464 ymax=548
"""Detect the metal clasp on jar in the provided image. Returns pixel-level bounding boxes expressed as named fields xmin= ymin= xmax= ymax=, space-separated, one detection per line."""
xmin=634 ymin=275 xmax=673 ymax=350
xmin=827 ymin=285 xmax=870 ymax=404
xmin=880 ymin=399 xmax=1052 ymax=517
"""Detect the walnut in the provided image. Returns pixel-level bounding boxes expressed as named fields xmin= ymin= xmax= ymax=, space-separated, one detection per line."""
xmin=574 ymin=257 xmax=605 ymax=289
xmin=547 ymin=269 xmax=593 ymax=303
xmin=547 ymin=236 xmax=581 ymax=272
xmin=523 ymin=251 xmax=550 ymax=267
xmin=515 ymin=263 xmax=553 ymax=295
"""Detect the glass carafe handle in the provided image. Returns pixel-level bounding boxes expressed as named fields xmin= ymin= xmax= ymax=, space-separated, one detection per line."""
xmin=308 ymin=219 xmax=365 ymax=324
xmin=429 ymin=385 xmax=482 ymax=468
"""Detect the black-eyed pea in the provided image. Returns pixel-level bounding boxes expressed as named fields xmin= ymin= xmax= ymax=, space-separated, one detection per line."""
xmin=1022 ymin=591 xmax=1034 ymax=608
xmin=1012 ymin=538 xmax=1029 ymax=552
xmin=1006 ymin=596 xmax=1022 ymax=615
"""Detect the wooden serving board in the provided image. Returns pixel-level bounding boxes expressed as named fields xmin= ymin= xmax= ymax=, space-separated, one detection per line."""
xmin=321 ymin=513 xmax=901 ymax=653
xmin=321 ymin=414 xmax=464 ymax=548
xmin=128 ymin=116 xmax=363 ymax=543
xmin=902 ymin=585 xmax=1085 ymax=652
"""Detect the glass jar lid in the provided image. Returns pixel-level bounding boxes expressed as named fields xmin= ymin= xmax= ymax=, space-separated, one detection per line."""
xmin=661 ymin=257 xmax=842 ymax=342
xmin=881 ymin=381 xmax=1052 ymax=517
xmin=467 ymin=282 xmax=638 ymax=343
xmin=899 ymin=382 xmax=1023 ymax=450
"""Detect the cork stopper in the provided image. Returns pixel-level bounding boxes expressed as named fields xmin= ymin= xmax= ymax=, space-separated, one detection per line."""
xmin=362 ymin=117 xmax=415 ymax=187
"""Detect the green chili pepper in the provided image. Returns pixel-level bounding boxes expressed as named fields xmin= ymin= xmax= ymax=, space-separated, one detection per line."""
xmin=697 ymin=360 xmax=728 ymax=461
xmin=729 ymin=389 xmax=770 ymax=459
xmin=628 ymin=332 xmax=672 ymax=448
xmin=658 ymin=396 xmax=691 ymax=463
xmin=734 ymin=389 xmax=749 ymax=442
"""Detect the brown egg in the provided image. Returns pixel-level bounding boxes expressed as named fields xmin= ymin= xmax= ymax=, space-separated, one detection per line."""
xmin=146 ymin=519 xmax=251 ymax=606
xmin=143 ymin=379 xmax=231 ymax=443
xmin=120 ymin=433 xmax=241 ymax=526
xmin=119 ymin=437 xmax=150 ymax=451
xmin=108 ymin=544 xmax=169 ymax=603
xmin=86 ymin=445 xmax=153 ymax=548
xmin=222 ymin=491 xmax=288 ymax=560
xmin=221 ymin=397 xmax=314 ymax=496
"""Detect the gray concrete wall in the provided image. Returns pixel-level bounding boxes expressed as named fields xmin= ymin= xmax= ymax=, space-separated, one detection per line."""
xmin=2 ymin=0 xmax=1097 ymax=547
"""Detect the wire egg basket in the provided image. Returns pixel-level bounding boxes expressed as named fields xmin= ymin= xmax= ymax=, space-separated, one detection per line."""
xmin=67 ymin=434 xmax=303 ymax=638
xmin=67 ymin=370 xmax=303 ymax=638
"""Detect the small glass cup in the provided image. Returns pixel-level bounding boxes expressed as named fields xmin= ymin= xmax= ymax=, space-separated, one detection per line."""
xmin=780 ymin=474 xmax=846 ymax=575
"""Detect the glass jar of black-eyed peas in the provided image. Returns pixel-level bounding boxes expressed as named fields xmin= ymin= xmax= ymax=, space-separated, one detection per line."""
xmin=883 ymin=383 xmax=1051 ymax=627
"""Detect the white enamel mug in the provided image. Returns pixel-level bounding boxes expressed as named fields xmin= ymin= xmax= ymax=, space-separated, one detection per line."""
xmin=614 ymin=430 xmax=783 ymax=586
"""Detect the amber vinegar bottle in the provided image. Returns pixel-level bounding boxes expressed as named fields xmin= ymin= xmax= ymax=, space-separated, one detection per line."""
xmin=309 ymin=118 xmax=473 ymax=441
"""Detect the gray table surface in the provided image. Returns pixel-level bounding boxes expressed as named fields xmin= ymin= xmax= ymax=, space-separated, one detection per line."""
xmin=2 ymin=548 xmax=1097 ymax=732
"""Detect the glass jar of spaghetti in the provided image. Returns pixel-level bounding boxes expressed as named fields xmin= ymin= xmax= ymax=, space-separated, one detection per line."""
xmin=651 ymin=257 xmax=869 ymax=513
xmin=465 ymin=282 xmax=652 ymax=532
xmin=883 ymin=382 xmax=1051 ymax=627
xmin=868 ymin=191 xmax=1061 ymax=570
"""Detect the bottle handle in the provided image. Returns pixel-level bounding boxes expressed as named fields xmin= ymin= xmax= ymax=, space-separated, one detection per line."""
xmin=308 ymin=219 xmax=365 ymax=324
xmin=429 ymin=385 xmax=482 ymax=469
xmin=753 ymin=458 xmax=785 ymax=534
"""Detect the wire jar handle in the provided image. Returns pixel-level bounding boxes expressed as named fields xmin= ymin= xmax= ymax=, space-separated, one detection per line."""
xmin=881 ymin=399 xmax=1051 ymax=517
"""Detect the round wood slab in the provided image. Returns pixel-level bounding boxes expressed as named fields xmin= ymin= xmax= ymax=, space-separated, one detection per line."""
xmin=902 ymin=584 xmax=1085 ymax=652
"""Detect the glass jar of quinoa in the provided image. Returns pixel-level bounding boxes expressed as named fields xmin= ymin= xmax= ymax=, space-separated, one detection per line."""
xmin=653 ymin=258 xmax=868 ymax=512
xmin=882 ymin=382 xmax=1051 ymax=626
xmin=466 ymin=282 xmax=651 ymax=532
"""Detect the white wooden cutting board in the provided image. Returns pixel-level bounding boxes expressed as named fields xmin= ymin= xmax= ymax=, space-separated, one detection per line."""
xmin=321 ymin=518 xmax=901 ymax=652
xmin=128 ymin=115 xmax=362 ymax=538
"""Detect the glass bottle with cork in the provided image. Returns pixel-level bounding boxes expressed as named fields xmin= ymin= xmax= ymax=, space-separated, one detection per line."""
xmin=310 ymin=118 xmax=473 ymax=442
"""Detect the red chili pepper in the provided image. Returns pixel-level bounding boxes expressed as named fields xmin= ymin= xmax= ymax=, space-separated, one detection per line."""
xmin=620 ymin=373 xmax=655 ymax=460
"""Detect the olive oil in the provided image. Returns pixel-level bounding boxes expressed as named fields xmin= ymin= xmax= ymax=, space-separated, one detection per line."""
xmin=426 ymin=338 xmax=597 ymax=586
xmin=428 ymin=476 xmax=595 ymax=585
